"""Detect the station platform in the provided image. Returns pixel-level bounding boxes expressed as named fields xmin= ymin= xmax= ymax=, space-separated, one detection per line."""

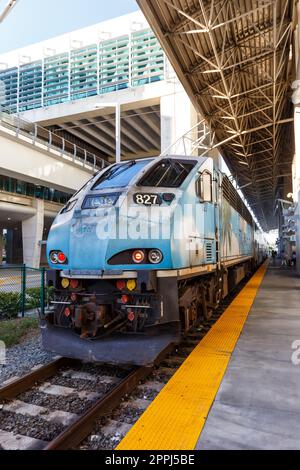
xmin=117 ymin=261 xmax=300 ymax=450
xmin=197 ymin=263 xmax=300 ymax=450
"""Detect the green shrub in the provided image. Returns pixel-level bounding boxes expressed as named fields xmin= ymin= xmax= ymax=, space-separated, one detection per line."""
xmin=0 ymin=286 xmax=55 ymax=319
xmin=0 ymin=292 xmax=21 ymax=319
xmin=0 ymin=317 xmax=39 ymax=347
xmin=46 ymin=285 xmax=55 ymax=304
xmin=25 ymin=286 xmax=55 ymax=310
xmin=25 ymin=287 xmax=41 ymax=309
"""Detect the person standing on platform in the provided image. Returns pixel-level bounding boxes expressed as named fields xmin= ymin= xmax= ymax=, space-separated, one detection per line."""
xmin=281 ymin=250 xmax=288 ymax=267
xmin=271 ymin=250 xmax=276 ymax=265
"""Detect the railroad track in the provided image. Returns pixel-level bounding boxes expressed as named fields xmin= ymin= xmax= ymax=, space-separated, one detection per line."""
xmin=0 ymin=273 xmax=252 ymax=451
xmin=0 ymin=351 xmax=172 ymax=450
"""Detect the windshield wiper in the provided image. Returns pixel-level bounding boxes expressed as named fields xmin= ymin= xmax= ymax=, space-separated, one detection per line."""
xmin=94 ymin=161 xmax=136 ymax=186
xmin=106 ymin=160 xmax=136 ymax=181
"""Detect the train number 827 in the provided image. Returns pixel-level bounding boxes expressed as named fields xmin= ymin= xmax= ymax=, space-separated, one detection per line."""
xmin=133 ymin=193 xmax=162 ymax=206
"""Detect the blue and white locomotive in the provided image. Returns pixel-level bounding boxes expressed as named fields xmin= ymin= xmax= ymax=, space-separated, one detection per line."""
xmin=43 ymin=155 xmax=266 ymax=364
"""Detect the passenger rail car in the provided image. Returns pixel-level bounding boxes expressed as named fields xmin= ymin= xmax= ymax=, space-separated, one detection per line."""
xmin=43 ymin=155 xmax=266 ymax=365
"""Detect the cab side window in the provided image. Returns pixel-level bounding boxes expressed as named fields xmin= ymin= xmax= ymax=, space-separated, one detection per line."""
xmin=196 ymin=170 xmax=212 ymax=202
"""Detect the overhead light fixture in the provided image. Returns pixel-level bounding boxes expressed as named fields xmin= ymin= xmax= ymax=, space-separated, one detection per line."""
xmin=220 ymin=116 xmax=235 ymax=120
xmin=203 ymin=69 xmax=221 ymax=74
xmin=287 ymin=192 xmax=293 ymax=199
xmin=212 ymin=95 xmax=229 ymax=100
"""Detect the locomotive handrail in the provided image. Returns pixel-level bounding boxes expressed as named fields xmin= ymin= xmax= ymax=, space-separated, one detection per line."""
xmin=161 ymin=117 xmax=239 ymax=159
xmin=161 ymin=118 xmax=211 ymax=157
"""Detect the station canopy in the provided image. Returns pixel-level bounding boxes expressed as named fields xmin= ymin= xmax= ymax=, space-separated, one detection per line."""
xmin=138 ymin=0 xmax=295 ymax=230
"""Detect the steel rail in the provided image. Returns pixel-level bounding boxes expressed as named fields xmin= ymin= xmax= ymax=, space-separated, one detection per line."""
xmin=44 ymin=366 xmax=151 ymax=450
xmin=44 ymin=343 xmax=174 ymax=450
xmin=0 ymin=344 xmax=174 ymax=450
xmin=0 ymin=357 xmax=77 ymax=400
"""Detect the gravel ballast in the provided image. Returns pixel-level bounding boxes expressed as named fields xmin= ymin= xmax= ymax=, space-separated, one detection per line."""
xmin=0 ymin=334 xmax=55 ymax=383
xmin=0 ymin=410 xmax=64 ymax=441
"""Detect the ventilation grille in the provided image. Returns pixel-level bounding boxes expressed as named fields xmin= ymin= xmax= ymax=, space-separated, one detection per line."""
xmin=206 ymin=242 xmax=213 ymax=262
xmin=221 ymin=175 xmax=253 ymax=226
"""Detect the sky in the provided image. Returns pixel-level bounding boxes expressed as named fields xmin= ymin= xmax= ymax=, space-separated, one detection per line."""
xmin=0 ymin=0 xmax=139 ymax=53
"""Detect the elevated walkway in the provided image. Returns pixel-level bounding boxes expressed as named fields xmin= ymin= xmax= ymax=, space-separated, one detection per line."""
xmin=0 ymin=112 xmax=105 ymax=192
xmin=0 ymin=190 xmax=62 ymax=222
xmin=117 ymin=262 xmax=300 ymax=450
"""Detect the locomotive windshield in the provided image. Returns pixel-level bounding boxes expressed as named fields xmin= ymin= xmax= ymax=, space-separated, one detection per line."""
xmin=92 ymin=160 xmax=151 ymax=190
xmin=138 ymin=159 xmax=196 ymax=188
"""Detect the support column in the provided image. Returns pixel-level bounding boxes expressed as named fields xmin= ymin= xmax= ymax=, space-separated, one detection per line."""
xmin=0 ymin=232 xmax=4 ymax=265
xmin=115 ymin=103 xmax=121 ymax=163
xmin=292 ymin=107 xmax=300 ymax=276
xmin=160 ymin=88 xmax=198 ymax=154
xmin=22 ymin=199 xmax=44 ymax=268
xmin=6 ymin=225 xmax=23 ymax=265
xmin=292 ymin=1 xmax=300 ymax=276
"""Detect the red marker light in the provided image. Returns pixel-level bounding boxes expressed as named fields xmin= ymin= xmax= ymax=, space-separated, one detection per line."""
xmin=116 ymin=280 xmax=126 ymax=290
xmin=127 ymin=311 xmax=135 ymax=322
xmin=162 ymin=193 xmax=175 ymax=202
xmin=57 ymin=252 xmax=67 ymax=263
xmin=121 ymin=294 xmax=129 ymax=304
xmin=64 ymin=307 xmax=71 ymax=317
xmin=132 ymin=250 xmax=145 ymax=264
xmin=70 ymin=279 xmax=79 ymax=289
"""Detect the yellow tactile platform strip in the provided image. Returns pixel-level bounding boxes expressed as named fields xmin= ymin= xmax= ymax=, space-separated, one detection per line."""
xmin=117 ymin=261 xmax=268 ymax=450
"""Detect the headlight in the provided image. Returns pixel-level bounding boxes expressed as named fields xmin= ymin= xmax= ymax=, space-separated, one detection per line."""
xmin=50 ymin=251 xmax=58 ymax=264
xmin=82 ymin=193 xmax=120 ymax=209
xmin=148 ymin=249 xmax=163 ymax=264
xmin=49 ymin=250 xmax=68 ymax=265
xmin=60 ymin=199 xmax=77 ymax=214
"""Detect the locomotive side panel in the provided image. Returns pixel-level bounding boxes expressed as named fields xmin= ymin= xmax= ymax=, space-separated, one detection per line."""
xmin=219 ymin=176 xmax=254 ymax=264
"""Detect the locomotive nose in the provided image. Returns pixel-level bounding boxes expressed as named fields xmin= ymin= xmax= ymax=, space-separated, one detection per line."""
xmin=68 ymin=212 xmax=113 ymax=270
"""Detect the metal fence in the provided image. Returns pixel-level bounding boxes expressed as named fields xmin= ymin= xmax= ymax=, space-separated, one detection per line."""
xmin=0 ymin=265 xmax=47 ymax=319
